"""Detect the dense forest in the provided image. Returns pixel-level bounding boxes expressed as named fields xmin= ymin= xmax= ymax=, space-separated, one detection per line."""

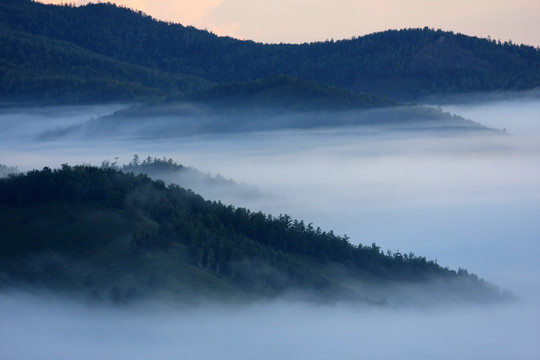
xmin=0 ymin=162 xmax=509 ymax=304
xmin=179 ymin=75 xmax=398 ymax=111
xmin=43 ymin=76 xmax=491 ymax=138
xmin=1 ymin=0 xmax=540 ymax=103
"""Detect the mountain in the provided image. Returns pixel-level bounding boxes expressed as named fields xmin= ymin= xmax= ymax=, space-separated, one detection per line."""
xmin=37 ymin=76 xmax=493 ymax=138
xmin=0 ymin=29 xmax=212 ymax=103
xmin=179 ymin=75 xmax=398 ymax=111
xmin=0 ymin=1 xmax=213 ymax=103
xmin=0 ymin=164 xmax=511 ymax=305
xmin=1 ymin=0 xmax=540 ymax=103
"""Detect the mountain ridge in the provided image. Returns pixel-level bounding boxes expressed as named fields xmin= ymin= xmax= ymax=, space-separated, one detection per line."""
xmin=1 ymin=0 xmax=540 ymax=103
xmin=38 ymin=76 xmax=493 ymax=138
xmin=0 ymin=163 xmax=512 ymax=305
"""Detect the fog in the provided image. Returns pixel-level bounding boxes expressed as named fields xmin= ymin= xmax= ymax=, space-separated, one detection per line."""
xmin=38 ymin=104 xmax=490 ymax=138
xmin=1 ymin=292 xmax=538 ymax=360
xmin=1 ymin=96 xmax=539 ymax=358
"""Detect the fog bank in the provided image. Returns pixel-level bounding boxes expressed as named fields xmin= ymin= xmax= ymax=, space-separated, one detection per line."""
xmin=1 ymin=100 xmax=539 ymax=299
xmin=1 ymin=98 xmax=539 ymax=358
xmin=1 ymin=292 xmax=538 ymax=360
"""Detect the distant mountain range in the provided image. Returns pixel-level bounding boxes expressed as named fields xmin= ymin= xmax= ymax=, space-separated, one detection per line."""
xmin=1 ymin=0 xmax=540 ymax=104
xmin=0 ymin=162 xmax=511 ymax=305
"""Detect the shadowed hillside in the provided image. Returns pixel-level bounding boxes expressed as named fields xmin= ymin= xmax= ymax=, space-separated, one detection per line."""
xmin=36 ymin=76 xmax=494 ymax=138
xmin=1 ymin=0 xmax=540 ymax=102
xmin=0 ymin=164 xmax=511 ymax=305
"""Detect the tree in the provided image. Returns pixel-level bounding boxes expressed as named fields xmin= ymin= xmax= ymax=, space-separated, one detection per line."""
xmin=131 ymin=154 xmax=140 ymax=166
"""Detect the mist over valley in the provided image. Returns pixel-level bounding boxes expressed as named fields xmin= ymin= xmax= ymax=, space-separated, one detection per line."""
xmin=1 ymin=96 xmax=539 ymax=359
xmin=1 ymin=1 xmax=540 ymax=358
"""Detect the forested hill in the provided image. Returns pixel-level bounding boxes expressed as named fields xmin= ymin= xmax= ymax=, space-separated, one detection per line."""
xmin=91 ymin=76 xmax=490 ymax=136
xmin=0 ymin=164 xmax=510 ymax=304
xmin=180 ymin=76 xmax=397 ymax=111
xmin=1 ymin=0 xmax=540 ymax=103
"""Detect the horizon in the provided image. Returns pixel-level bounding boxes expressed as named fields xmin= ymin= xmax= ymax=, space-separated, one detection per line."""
xmin=35 ymin=0 xmax=540 ymax=47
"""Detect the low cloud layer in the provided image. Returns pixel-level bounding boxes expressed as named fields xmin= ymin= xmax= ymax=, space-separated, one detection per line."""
xmin=1 ymin=99 xmax=539 ymax=295
xmin=1 ymin=96 xmax=539 ymax=358
xmin=1 ymin=292 xmax=539 ymax=360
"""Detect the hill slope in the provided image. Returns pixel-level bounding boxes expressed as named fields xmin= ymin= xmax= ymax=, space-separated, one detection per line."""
xmin=1 ymin=0 xmax=540 ymax=102
xmin=180 ymin=75 xmax=397 ymax=111
xmin=0 ymin=164 xmax=510 ymax=305
xmin=0 ymin=27 xmax=213 ymax=103
xmin=39 ymin=76 xmax=492 ymax=138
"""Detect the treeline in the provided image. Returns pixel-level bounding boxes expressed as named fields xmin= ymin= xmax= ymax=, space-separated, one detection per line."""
xmin=2 ymin=0 xmax=540 ymax=102
xmin=0 ymin=164 xmax=490 ymax=296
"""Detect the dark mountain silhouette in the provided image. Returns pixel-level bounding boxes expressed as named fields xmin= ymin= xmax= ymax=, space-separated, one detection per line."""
xmin=38 ymin=76 xmax=493 ymax=138
xmin=1 ymin=0 xmax=539 ymax=103
xmin=0 ymin=163 xmax=512 ymax=305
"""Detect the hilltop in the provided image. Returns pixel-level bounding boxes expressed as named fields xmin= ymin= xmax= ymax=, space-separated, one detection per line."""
xmin=1 ymin=0 xmax=540 ymax=103
xmin=179 ymin=75 xmax=398 ymax=112
xmin=0 ymin=163 xmax=511 ymax=305
xmin=38 ymin=76 xmax=493 ymax=138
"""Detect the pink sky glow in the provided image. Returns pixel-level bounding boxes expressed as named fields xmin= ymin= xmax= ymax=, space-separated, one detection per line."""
xmin=37 ymin=0 xmax=540 ymax=47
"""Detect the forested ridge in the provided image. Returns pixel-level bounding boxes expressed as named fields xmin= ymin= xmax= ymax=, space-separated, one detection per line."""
xmin=179 ymin=75 xmax=398 ymax=111
xmin=1 ymin=0 xmax=540 ymax=103
xmin=0 ymin=163 xmax=508 ymax=303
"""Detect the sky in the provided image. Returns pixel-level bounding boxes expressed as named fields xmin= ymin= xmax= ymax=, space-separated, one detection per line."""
xmin=37 ymin=0 xmax=540 ymax=46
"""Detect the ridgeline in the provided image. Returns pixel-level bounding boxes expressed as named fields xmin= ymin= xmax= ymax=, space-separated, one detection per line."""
xmin=1 ymin=0 xmax=540 ymax=103
xmin=0 ymin=162 xmax=510 ymax=305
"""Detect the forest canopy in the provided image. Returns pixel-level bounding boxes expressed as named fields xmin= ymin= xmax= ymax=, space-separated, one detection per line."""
xmin=0 ymin=163 xmax=510 ymax=304
xmin=1 ymin=0 xmax=540 ymax=103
